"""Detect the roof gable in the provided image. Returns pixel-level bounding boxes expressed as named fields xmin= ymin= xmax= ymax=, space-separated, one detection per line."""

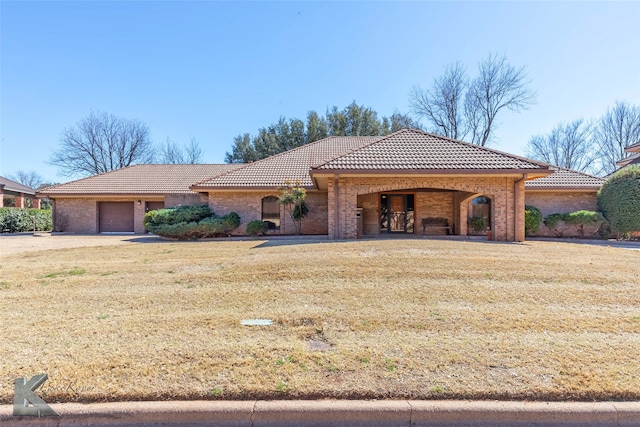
xmin=312 ymin=129 xmax=549 ymax=172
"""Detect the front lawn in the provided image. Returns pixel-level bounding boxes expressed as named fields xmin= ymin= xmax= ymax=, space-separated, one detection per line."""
xmin=1 ymin=238 xmax=638 ymax=402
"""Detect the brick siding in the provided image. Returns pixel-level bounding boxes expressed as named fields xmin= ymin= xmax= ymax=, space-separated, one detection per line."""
xmin=525 ymin=191 xmax=600 ymax=237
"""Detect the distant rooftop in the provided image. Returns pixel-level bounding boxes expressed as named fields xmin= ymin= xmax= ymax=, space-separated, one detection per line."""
xmin=0 ymin=176 xmax=36 ymax=195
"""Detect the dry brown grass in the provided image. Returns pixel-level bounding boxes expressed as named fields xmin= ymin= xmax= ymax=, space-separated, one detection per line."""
xmin=1 ymin=237 xmax=639 ymax=403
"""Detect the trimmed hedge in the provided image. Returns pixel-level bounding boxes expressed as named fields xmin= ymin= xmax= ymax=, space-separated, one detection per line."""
xmin=0 ymin=208 xmax=52 ymax=233
xmin=543 ymin=210 xmax=605 ymax=238
xmin=246 ymin=220 xmax=269 ymax=236
xmin=143 ymin=205 xmax=240 ymax=240
xmin=598 ymin=165 xmax=640 ymax=236
xmin=563 ymin=210 xmax=605 ymax=238
xmin=524 ymin=205 xmax=542 ymax=237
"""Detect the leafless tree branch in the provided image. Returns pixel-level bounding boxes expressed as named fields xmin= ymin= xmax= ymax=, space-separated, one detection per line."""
xmin=50 ymin=111 xmax=154 ymax=177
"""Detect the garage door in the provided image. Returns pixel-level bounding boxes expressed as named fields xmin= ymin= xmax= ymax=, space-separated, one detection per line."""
xmin=99 ymin=202 xmax=134 ymax=233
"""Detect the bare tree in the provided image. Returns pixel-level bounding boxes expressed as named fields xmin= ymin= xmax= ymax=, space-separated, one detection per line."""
xmin=411 ymin=53 xmax=536 ymax=146
xmin=9 ymin=170 xmax=44 ymax=189
xmin=50 ymin=111 xmax=155 ymax=177
xmin=409 ymin=62 xmax=468 ymax=140
xmin=158 ymin=137 xmax=204 ymax=164
xmin=526 ymin=119 xmax=598 ymax=174
xmin=593 ymin=101 xmax=640 ymax=175
xmin=466 ymin=53 xmax=536 ymax=146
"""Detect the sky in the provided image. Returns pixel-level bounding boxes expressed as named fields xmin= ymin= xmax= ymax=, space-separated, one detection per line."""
xmin=1 ymin=1 xmax=639 ymax=184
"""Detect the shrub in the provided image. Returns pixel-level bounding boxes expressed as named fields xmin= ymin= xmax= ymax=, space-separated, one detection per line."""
xmin=563 ymin=210 xmax=605 ymax=238
xmin=598 ymin=165 xmax=640 ymax=237
xmin=246 ymin=220 xmax=269 ymax=236
xmin=144 ymin=205 xmax=240 ymax=240
xmin=143 ymin=204 xmax=211 ymax=229
xmin=524 ymin=205 xmax=542 ymax=237
xmin=543 ymin=213 xmax=569 ymax=237
xmin=468 ymin=216 xmax=486 ymax=234
xmin=0 ymin=208 xmax=52 ymax=233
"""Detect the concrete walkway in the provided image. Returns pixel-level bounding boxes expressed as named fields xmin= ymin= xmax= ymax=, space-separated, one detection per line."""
xmin=2 ymin=400 xmax=640 ymax=426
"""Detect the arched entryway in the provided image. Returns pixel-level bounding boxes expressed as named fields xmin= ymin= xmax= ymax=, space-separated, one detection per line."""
xmin=468 ymin=196 xmax=492 ymax=236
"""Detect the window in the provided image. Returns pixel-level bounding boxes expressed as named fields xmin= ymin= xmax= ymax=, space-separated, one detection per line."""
xmin=262 ymin=196 xmax=280 ymax=230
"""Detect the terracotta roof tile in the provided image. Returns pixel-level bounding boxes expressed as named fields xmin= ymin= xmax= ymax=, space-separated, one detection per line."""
xmin=193 ymin=136 xmax=380 ymax=189
xmin=313 ymin=129 xmax=548 ymax=171
xmin=525 ymin=166 xmax=604 ymax=190
xmin=38 ymin=164 xmax=242 ymax=196
xmin=0 ymin=176 xmax=36 ymax=195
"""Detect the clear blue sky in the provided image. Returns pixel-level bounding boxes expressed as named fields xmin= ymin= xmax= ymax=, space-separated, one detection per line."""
xmin=1 ymin=1 xmax=639 ymax=183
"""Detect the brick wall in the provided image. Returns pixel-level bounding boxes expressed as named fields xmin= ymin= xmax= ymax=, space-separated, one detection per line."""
xmin=207 ymin=191 xmax=328 ymax=236
xmin=54 ymin=199 xmax=98 ymax=233
xmin=525 ymin=190 xmax=599 ymax=237
xmin=165 ymin=193 xmax=207 ymax=207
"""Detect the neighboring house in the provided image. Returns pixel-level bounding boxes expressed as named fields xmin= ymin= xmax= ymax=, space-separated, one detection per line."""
xmin=616 ymin=141 xmax=640 ymax=170
xmin=40 ymin=129 xmax=561 ymax=241
xmin=0 ymin=176 xmax=39 ymax=208
xmin=524 ymin=167 xmax=604 ymax=237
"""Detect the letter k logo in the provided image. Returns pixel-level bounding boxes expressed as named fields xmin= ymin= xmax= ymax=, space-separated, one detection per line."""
xmin=13 ymin=374 xmax=59 ymax=417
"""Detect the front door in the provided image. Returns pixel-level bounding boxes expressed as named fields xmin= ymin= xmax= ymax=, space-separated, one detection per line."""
xmin=380 ymin=194 xmax=414 ymax=233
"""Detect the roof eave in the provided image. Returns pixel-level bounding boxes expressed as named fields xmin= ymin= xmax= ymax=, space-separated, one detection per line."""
xmin=310 ymin=168 xmax=552 ymax=177
xmin=524 ymin=186 xmax=602 ymax=192
xmin=190 ymin=185 xmax=316 ymax=192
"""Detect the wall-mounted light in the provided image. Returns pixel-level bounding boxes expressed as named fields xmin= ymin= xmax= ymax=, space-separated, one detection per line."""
xmin=137 ymin=200 xmax=141 ymax=205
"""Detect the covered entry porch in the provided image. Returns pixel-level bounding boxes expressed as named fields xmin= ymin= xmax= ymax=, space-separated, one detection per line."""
xmin=323 ymin=175 xmax=528 ymax=242
xmin=357 ymin=189 xmax=492 ymax=238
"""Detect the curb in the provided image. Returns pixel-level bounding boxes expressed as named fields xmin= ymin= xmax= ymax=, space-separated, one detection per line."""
xmin=1 ymin=400 xmax=640 ymax=426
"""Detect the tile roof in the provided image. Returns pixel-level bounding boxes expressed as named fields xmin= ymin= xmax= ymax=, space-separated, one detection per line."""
xmin=524 ymin=166 xmax=604 ymax=190
xmin=194 ymin=129 xmax=551 ymax=190
xmin=625 ymin=141 xmax=640 ymax=152
xmin=193 ymin=136 xmax=380 ymax=189
xmin=0 ymin=176 xmax=36 ymax=195
xmin=313 ymin=129 xmax=549 ymax=171
xmin=38 ymin=164 xmax=242 ymax=196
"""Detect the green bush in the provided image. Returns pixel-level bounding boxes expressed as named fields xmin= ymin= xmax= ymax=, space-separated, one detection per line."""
xmin=563 ymin=210 xmax=605 ymax=238
xmin=468 ymin=216 xmax=486 ymax=234
xmin=543 ymin=213 xmax=569 ymax=237
xmin=246 ymin=220 xmax=269 ymax=236
xmin=598 ymin=165 xmax=640 ymax=237
xmin=143 ymin=204 xmax=211 ymax=229
xmin=524 ymin=205 xmax=542 ymax=237
xmin=0 ymin=208 xmax=52 ymax=233
xmin=144 ymin=205 xmax=240 ymax=240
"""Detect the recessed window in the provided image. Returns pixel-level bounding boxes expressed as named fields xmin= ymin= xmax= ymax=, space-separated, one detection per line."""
xmin=262 ymin=196 xmax=280 ymax=230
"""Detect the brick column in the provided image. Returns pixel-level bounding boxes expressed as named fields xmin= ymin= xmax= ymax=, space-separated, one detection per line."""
xmin=327 ymin=176 xmax=337 ymax=239
xmin=32 ymin=198 xmax=41 ymax=209
xmin=15 ymin=193 xmax=25 ymax=208
xmin=514 ymin=176 xmax=526 ymax=242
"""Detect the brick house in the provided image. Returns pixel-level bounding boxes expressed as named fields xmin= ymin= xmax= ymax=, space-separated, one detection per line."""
xmin=0 ymin=176 xmax=40 ymax=208
xmin=38 ymin=129 xmax=604 ymax=241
